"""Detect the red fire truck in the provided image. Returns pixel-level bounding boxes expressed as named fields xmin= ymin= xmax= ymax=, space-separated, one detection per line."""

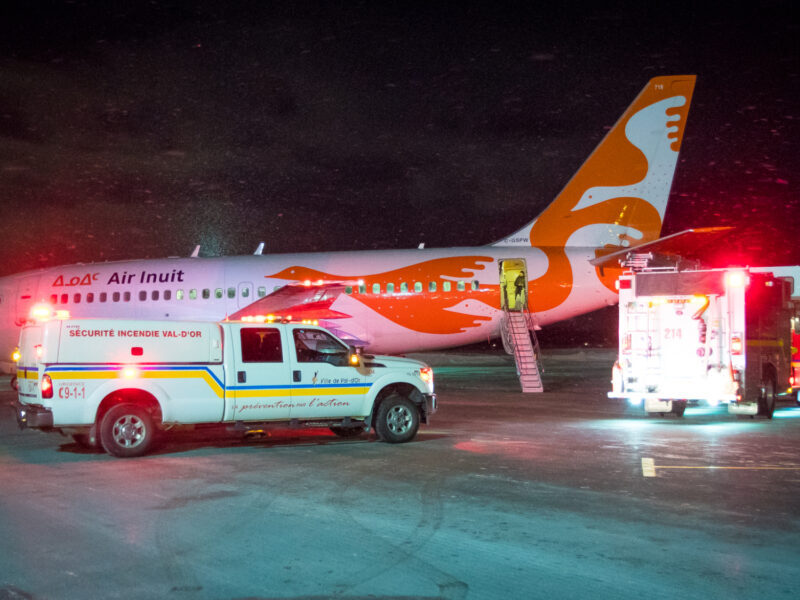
xmin=609 ymin=267 xmax=793 ymax=418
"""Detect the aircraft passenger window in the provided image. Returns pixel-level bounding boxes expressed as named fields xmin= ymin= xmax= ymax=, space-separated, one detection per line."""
xmin=443 ymin=282 xmax=451 ymax=292
xmin=372 ymin=283 xmax=380 ymax=294
xmin=151 ymin=290 xmax=159 ymax=301
xmin=123 ymin=292 xmax=131 ymax=302
xmin=414 ymin=282 xmax=422 ymax=293
xmin=429 ymin=281 xmax=436 ymax=292
xmin=345 ymin=286 xmax=353 ymax=294
xmin=457 ymin=281 xmax=466 ymax=291
xmin=177 ymin=290 xmax=184 ymax=300
xmin=215 ymin=288 xmax=223 ymax=299
xmin=202 ymin=289 xmax=210 ymax=300
xmin=163 ymin=290 xmax=171 ymax=301
xmin=50 ymin=295 xmax=57 ymax=304
xmin=387 ymin=283 xmax=395 ymax=294
xmin=73 ymin=294 xmax=81 ymax=304
xmin=472 ymin=280 xmax=479 ymax=291
xmin=257 ymin=287 xmax=266 ymax=298
xmin=113 ymin=292 xmax=120 ymax=302
xmin=240 ymin=327 xmax=283 ymax=363
xmin=139 ymin=291 xmax=147 ymax=301
xmin=61 ymin=294 xmax=68 ymax=304
xmin=87 ymin=293 xmax=94 ymax=303
xmin=241 ymin=287 xmax=250 ymax=298
xmin=227 ymin=287 xmax=236 ymax=299
xmin=100 ymin=292 xmax=107 ymax=302
xmin=274 ymin=286 xmax=282 ymax=292
xmin=189 ymin=289 xmax=197 ymax=300
xmin=359 ymin=284 xmax=366 ymax=294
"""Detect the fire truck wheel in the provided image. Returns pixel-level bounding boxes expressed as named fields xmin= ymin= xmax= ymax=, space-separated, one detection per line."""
xmin=101 ymin=404 xmax=156 ymax=457
xmin=670 ymin=401 xmax=687 ymax=417
xmin=758 ymin=378 xmax=776 ymax=419
xmin=375 ymin=394 xmax=419 ymax=443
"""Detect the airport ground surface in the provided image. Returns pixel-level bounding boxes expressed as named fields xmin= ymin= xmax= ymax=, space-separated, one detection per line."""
xmin=1 ymin=349 xmax=799 ymax=600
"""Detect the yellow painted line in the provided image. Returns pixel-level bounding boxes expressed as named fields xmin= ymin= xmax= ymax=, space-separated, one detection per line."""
xmin=642 ymin=457 xmax=800 ymax=477
xmin=291 ymin=387 xmax=369 ymax=397
xmin=230 ymin=389 xmax=293 ymax=399
xmin=47 ymin=369 xmax=225 ymax=399
xmin=141 ymin=370 xmax=224 ymax=398
xmin=49 ymin=371 xmax=117 ymax=380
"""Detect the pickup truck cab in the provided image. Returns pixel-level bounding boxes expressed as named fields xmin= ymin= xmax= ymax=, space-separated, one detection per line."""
xmin=14 ymin=316 xmax=435 ymax=457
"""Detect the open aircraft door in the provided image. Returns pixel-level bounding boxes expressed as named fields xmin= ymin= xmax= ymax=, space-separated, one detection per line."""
xmin=499 ymin=259 xmax=528 ymax=312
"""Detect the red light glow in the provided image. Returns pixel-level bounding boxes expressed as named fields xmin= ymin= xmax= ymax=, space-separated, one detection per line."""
xmin=41 ymin=374 xmax=53 ymax=399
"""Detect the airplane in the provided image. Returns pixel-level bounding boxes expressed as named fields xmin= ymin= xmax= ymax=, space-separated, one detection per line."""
xmin=0 ymin=75 xmax=696 ymax=372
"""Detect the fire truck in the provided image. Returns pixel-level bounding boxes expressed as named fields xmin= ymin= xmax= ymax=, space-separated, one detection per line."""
xmin=609 ymin=267 xmax=793 ymax=418
xmin=792 ymin=307 xmax=800 ymax=405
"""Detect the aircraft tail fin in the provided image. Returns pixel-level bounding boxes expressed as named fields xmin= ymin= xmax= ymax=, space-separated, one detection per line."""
xmin=493 ymin=75 xmax=696 ymax=250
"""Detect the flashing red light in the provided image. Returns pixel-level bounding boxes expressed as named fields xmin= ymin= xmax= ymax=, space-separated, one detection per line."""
xmin=726 ymin=271 xmax=748 ymax=288
xmin=731 ymin=336 xmax=743 ymax=355
xmin=41 ymin=374 xmax=53 ymax=399
xmin=617 ymin=278 xmax=632 ymax=290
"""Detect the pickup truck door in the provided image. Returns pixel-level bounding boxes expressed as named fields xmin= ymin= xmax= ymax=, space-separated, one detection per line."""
xmin=288 ymin=327 xmax=369 ymax=419
xmin=228 ymin=326 xmax=293 ymax=421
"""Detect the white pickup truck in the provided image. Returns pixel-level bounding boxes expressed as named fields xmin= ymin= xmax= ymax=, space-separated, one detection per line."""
xmin=13 ymin=316 xmax=436 ymax=457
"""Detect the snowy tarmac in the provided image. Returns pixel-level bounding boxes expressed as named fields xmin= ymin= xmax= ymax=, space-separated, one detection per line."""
xmin=1 ymin=348 xmax=799 ymax=599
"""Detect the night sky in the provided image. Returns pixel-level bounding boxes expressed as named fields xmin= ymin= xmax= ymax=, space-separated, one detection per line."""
xmin=1 ymin=1 xmax=798 ymax=281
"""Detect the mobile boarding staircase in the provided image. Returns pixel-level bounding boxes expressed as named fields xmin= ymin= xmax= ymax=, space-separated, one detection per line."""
xmin=501 ymin=307 xmax=543 ymax=392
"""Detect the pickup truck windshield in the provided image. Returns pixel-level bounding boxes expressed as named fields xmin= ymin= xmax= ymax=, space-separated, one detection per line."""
xmin=292 ymin=328 xmax=349 ymax=366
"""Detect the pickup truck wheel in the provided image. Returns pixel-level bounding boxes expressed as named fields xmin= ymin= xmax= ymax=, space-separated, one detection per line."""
xmin=329 ymin=426 xmax=364 ymax=438
xmin=758 ymin=378 xmax=776 ymax=419
xmin=101 ymin=404 xmax=155 ymax=458
xmin=375 ymin=394 xmax=419 ymax=443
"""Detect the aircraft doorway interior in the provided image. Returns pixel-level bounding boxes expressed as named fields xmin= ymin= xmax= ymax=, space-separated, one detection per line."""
xmin=499 ymin=259 xmax=528 ymax=312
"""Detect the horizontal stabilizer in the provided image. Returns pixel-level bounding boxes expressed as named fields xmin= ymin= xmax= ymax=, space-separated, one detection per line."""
xmin=589 ymin=227 xmax=734 ymax=268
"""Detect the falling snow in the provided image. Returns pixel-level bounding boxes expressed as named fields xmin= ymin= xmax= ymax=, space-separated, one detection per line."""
xmin=0 ymin=2 xmax=798 ymax=276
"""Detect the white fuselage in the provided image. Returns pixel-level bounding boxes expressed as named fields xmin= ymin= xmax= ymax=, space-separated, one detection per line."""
xmin=0 ymin=244 xmax=618 ymax=369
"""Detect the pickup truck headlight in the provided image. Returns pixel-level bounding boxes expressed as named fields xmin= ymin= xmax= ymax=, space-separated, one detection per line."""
xmin=419 ymin=367 xmax=433 ymax=384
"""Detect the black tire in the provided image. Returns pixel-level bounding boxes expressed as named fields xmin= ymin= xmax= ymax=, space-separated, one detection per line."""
xmin=758 ymin=377 xmax=776 ymax=419
xmin=329 ymin=426 xmax=365 ymax=438
xmin=10 ymin=376 xmax=18 ymax=392
xmin=671 ymin=400 xmax=687 ymax=417
xmin=374 ymin=394 xmax=419 ymax=444
xmin=100 ymin=404 xmax=156 ymax=457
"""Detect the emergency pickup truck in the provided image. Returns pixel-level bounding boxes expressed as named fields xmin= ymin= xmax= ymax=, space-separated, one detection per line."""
xmin=609 ymin=267 xmax=793 ymax=418
xmin=14 ymin=316 xmax=436 ymax=457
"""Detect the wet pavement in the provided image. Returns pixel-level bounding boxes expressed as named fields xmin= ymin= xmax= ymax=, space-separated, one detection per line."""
xmin=1 ymin=349 xmax=799 ymax=599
